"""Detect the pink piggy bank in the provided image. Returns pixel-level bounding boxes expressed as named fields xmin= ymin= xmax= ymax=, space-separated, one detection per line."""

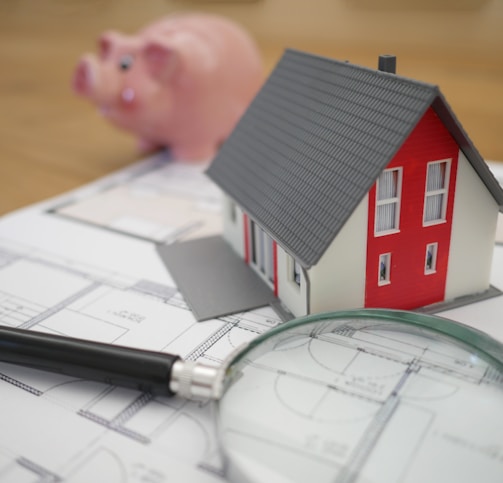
xmin=72 ymin=13 xmax=263 ymax=160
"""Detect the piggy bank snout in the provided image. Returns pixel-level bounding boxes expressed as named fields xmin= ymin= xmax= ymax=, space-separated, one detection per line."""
xmin=72 ymin=56 xmax=98 ymax=96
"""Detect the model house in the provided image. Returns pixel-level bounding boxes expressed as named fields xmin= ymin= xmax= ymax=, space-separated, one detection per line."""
xmin=206 ymin=49 xmax=503 ymax=318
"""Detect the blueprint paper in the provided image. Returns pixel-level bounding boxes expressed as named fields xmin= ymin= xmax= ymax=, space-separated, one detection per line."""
xmin=52 ymin=153 xmax=223 ymax=243
xmin=0 ymin=152 xmax=501 ymax=482
xmin=0 ymin=153 xmax=282 ymax=482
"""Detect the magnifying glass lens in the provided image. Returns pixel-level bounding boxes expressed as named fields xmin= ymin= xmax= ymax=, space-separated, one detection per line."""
xmin=216 ymin=311 xmax=503 ymax=483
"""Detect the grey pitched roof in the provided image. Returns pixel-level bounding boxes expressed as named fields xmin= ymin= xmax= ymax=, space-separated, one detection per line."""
xmin=207 ymin=49 xmax=503 ymax=269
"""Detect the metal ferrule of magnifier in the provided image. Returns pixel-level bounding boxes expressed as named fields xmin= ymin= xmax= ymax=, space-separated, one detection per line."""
xmin=170 ymin=360 xmax=222 ymax=400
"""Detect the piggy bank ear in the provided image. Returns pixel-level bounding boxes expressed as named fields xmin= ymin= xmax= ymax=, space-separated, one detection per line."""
xmin=98 ymin=31 xmax=121 ymax=59
xmin=142 ymin=42 xmax=179 ymax=82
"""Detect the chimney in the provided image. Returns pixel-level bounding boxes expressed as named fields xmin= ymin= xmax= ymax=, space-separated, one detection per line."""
xmin=378 ymin=55 xmax=396 ymax=74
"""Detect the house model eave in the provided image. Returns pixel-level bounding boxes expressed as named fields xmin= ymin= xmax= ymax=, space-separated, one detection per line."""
xmin=429 ymin=94 xmax=503 ymax=211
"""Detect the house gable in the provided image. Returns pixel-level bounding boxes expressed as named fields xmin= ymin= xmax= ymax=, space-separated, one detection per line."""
xmin=365 ymin=106 xmax=459 ymax=309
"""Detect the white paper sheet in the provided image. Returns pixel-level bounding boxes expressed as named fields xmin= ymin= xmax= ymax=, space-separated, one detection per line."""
xmin=0 ymin=153 xmax=501 ymax=482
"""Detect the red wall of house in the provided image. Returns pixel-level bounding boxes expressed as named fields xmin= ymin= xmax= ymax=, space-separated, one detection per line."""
xmin=365 ymin=107 xmax=459 ymax=309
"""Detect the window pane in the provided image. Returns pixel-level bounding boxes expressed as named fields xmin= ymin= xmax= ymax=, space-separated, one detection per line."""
xmin=293 ymin=260 xmax=301 ymax=286
xmin=426 ymin=249 xmax=433 ymax=270
xmin=266 ymin=237 xmax=274 ymax=282
xmin=229 ymin=201 xmax=237 ymax=222
xmin=376 ymin=203 xmax=397 ymax=232
xmin=379 ymin=260 xmax=387 ymax=281
xmin=425 ymin=243 xmax=437 ymax=273
xmin=424 ymin=194 xmax=444 ymax=222
xmin=378 ymin=253 xmax=391 ymax=284
xmin=259 ymin=229 xmax=265 ymax=273
xmin=250 ymin=222 xmax=257 ymax=264
xmin=427 ymin=163 xmax=446 ymax=192
xmin=377 ymin=170 xmax=398 ymax=200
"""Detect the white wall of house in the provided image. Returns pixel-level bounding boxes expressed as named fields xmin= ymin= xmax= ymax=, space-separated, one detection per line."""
xmin=222 ymin=196 xmax=245 ymax=258
xmin=307 ymin=195 xmax=369 ymax=314
xmin=445 ymin=151 xmax=499 ymax=299
xmin=221 ymin=192 xmax=369 ymax=318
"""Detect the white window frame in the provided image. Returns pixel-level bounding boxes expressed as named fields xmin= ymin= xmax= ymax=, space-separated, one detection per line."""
xmin=375 ymin=168 xmax=403 ymax=236
xmin=423 ymin=159 xmax=451 ymax=226
xmin=378 ymin=253 xmax=392 ymax=285
xmin=424 ymin=242 xmax=438 ymax=274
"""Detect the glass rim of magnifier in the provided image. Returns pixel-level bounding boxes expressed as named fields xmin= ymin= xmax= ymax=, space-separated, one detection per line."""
xmin=225 ymin=308 xmax=503 ymax=375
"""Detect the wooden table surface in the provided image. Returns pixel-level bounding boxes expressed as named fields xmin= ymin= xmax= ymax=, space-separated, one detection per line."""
xmin=1 ymin=0 xmax=502 ymax=216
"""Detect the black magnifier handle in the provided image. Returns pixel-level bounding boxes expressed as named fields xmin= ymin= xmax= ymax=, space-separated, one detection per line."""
xmin=0 ymin=326 xmax=219 ymax=399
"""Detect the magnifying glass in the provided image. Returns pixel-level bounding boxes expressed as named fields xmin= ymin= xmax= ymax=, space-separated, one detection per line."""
xmin=1 ymin=308 xmax=502 ymax=483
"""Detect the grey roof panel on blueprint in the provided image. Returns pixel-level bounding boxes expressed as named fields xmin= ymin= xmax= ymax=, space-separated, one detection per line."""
xmin=207 ymin=49 xmax=503 ymax=268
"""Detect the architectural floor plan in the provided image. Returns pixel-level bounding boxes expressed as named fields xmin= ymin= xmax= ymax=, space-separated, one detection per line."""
xmin=0 ymin=152 xmax=501 ymax=482
xmin=52 ymin=154 xmax=223 ymax=243
xmin=0 ymin=153 xmax=282 ymax=482
xmin=0 ymin=233 xmax=281 ymax=482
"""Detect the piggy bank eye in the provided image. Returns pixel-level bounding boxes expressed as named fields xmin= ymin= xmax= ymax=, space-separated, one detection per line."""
xmin=119 ymin=55 xmax=134 ymax=71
